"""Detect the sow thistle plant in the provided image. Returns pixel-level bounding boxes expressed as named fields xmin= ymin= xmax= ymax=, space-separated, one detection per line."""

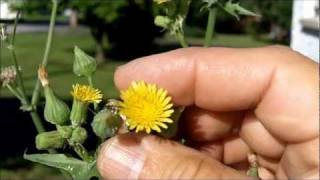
xmin=0 ymin=0 xmax=260 ymax=179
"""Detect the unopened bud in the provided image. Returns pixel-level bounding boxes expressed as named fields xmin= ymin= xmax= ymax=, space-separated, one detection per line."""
xmin=70 ymin=99 xmax=88 ymax=127
xmin=73 ymin=46 xmax=96 ymax=77
xmin=69 ymin=127 xmax=87 ymax=145
xmin=91 ymin=109 xmax=122 ymax=139
xmin=36 ymin=131 xmax=65 ymax=150
xmin=44 ymin=86 xmax=70 ymax=125
xmin=57 ymin=125 xmax=73 ymax=139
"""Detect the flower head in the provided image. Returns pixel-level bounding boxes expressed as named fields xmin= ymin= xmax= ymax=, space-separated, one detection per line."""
xmin=71 ymin=84 xmax=102 ymax=104
xmin=119 ymin=81 xmax=174 ymax=133
xmin=0 ymin=66 xmax=17 ymax=86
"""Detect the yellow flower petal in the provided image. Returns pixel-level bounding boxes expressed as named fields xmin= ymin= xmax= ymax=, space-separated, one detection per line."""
xmin=71 ymin=84 xmax=102 ymax=103
xmin=119 ymin=80 xmax=174 ymax=133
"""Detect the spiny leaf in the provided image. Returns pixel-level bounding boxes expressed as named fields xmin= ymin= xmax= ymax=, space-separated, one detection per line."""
xmin=224 ymin=1 xmax=258 ymax=20
xmin=24 ymin=153 xmax=98 ymax=180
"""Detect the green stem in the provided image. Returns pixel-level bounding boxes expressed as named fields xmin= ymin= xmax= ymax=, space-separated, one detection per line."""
xmin=9 ymin=11 xmax=27 ymax=100
xmin=30 ymin=111 xmax=46 ymax=133
xmin=7 ymin=12 xmax=46 ymax=134
xmin=9 ymin=48 xmax=27 ymax=99
xmin=72 ymin=143 xmax=93 ymax=162
xmin=31 ymin=0 xmax=58 ymax=106
xmin=204 ymin=7 xmax=217 ymax=47
xmin=87 ymin=76 xmax=93 ymax=87
xmin=6 ymin=84 xmax=24 ymax=102
xmin=176 ymin=32 xmax=188 ymax=48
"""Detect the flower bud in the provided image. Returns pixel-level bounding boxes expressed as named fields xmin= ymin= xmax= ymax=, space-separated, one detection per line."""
xmin=43 ymin=86 xmax=70 ymax=125
xmin=69 ymin=127 xmax=87 ymax=145
xmin=73 ymin=46 xmax=96 ymax=77
xmin=91 ymin=109 xmax=122 ymax=139
xmin=70 ymin=99 xmax=88 ymax=127
xmin=57 ymin=125 xmax=73 ymax=139
xmin=36 ymin=131 xmax=65 ymax=150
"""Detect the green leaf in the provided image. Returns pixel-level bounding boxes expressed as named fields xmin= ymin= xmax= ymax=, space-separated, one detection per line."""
xmin=24 ymin=153 xmax=99 ymax=180
xmin=201 ymin=0 xmax=218 ymax=9
xmin=224 ymin=1 xmax=258 ymax=20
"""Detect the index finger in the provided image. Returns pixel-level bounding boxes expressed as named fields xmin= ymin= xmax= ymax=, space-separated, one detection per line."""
xmin=114 ymin=46 xmax=318 ymax=142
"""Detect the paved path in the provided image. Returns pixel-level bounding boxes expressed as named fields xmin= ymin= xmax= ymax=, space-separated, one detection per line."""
xmin=5 ymin=23 xmax=87 ymax=33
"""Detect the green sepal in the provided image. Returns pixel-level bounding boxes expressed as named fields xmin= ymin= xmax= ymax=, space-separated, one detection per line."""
xmin=91 ymin=109 xmax=122 ymax=139
xmin=70 ymin=127 xmax=88 ymax=145
xmin=73 ymin=46 xmax=97 ymax=77
xmin=35 ymin=131 xmax=65 ymax=150
xmin=224 ymin=1 xmax=258 ymax=20
xmin=159 ymin=106 xmax=185 ymax=138
xmin=70 ymin=99 xmax=88 ymax=127
xmin=43 ymin=86 xmax=70 ymax=125
xmin=23 ymin=153 xmax=99 ymax=180
xmin=57 ymin=125 xmax=73 ymax=139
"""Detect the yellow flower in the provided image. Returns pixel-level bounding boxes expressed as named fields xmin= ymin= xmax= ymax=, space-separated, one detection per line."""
xmin=119 ymin=81 xmax=174 ymax=133
xmin=154 ymin=0 xmax=170 ymax=4
xmin=71 ymin=84 xmax=102 ymax=104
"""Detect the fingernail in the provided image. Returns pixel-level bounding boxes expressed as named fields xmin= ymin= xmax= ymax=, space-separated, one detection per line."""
xmin=98 ymin=136 xmax=145 ymax=179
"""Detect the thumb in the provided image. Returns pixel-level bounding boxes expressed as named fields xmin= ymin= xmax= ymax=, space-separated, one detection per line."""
xmin=97 ymin=133 xmax=247 ymax=179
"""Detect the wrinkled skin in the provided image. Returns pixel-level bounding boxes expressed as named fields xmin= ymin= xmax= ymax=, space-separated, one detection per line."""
xmin=97 ymin=46 xmax=319 ymax=179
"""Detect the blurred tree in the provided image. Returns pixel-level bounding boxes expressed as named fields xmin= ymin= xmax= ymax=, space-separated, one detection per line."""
xmin=242 ymin=0 xmax=293 ymax=43
xmin=9 ymin=0 xmax=161 ymax=62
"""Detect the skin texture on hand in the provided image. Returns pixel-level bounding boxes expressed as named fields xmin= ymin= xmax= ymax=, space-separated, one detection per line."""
xmin=97 ymin=46 xmax=319 ymax=179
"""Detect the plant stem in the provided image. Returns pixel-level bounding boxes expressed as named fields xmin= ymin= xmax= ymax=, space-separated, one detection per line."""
xmin=87 ymin=76 xmax=93 ymax=87
xmin=177 ymin=32 xmax=188 ymax=48
xmin=72 ymin=143 xmax=93 ymax=162
xmin=8 ymin=12 xmax=46 ymax=134
xmin=30 ymin=111 xmax=46 ymax=133
xmin=9 ymin=11 xmax=27 ymax=101
xmin=31 ymin=0 xmax=58 ymax=106
xmin=9 ymin=48 xmax=27 ymax=99
xmin=6 ymin=84 xmax=24 ymax=102
xmin=204 ymin=7 xmax=217 ymax=47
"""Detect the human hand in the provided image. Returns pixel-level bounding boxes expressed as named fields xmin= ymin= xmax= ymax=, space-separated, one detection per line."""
xmin=97 ymin=46 xmax=319 ymax=179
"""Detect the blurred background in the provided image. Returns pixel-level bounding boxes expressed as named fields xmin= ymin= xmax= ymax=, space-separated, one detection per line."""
xmin=0 ymin=0 xmax=319 ymax=179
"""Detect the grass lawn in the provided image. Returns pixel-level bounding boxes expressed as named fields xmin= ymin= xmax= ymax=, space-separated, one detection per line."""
xmin=0 ymin=27 xmax=272 ymax=100
xmin=0 ymin=28 xmax=124 ymax=100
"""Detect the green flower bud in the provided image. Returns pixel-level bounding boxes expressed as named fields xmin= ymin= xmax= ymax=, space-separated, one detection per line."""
xmin=70 ymin=127 xmax=87 ymax=145
xmin=70 ymin=99 xmax=88 ymax=127
xmin=36 ymin=131 xmax=65 ymax=150
xmin=73 ymin=46 xmax=96 ymax=77
xmin=44 ymin=86 xmax=70 ymax=125
xmin=91 ymin=109 xmax=122 ymax=139
xmin=57 ymin=125 xmax=73 ymax=139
